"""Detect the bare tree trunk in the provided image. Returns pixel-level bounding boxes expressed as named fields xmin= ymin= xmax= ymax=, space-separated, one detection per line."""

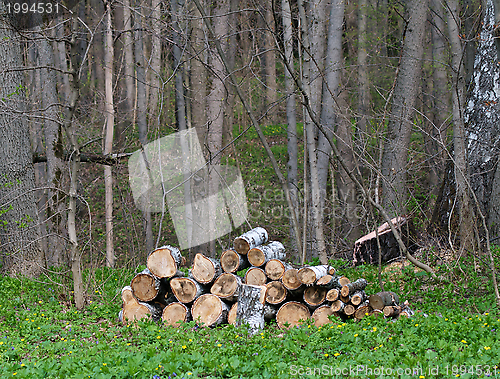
xmin=104 ymin=0 xmax=115 ymax=267
xmin=37 ymin=30 xmax=67 ymax=267
xmin=357 ymin=0 xmax=370 ymax=138
xmin=135 ymin=0 xmax=154 ymax=254
xmin=263 ymin=3 xmax=277 ymax=123
xmin=0 ymin=7 xmax=45 ymax=276
xmin=149 ymin=0 xmax=162 ymax=119
xmin=381 ymin=0 xmax=428 ymax=217
xmin=282 ymin=0 xmax=300 ymax=255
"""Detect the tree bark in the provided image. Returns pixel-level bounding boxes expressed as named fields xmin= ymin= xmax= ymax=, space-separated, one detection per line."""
xmin=381 ymin=0 xmax=428 ymax=217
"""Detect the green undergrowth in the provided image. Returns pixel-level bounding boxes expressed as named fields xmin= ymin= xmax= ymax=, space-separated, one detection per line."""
xmin=1 ymin=260 xmax=500 ymax=378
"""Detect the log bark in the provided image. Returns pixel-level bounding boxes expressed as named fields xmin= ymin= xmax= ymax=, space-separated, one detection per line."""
xmin=263 ymin=303 xmax=278 ymax=321
xmin=265 ymin=281 xmax=288 ymax=305
xmin=211 ymin=273 xmax=242 ymax=302
xmin=341 ymin=278 xmax=368 ymax=297
xmin=162 ymin=302 xmax=191 ymax=327
xmin=303 ymin=286 xmax=327 ymax=309
xmin=220 ymin=249 xmax=249 ymax=273
xmin=130 ymin=268 xmax=163 ymax=302
xmin=369 ymin=291 xmax=399 ymax=310
xmin=245 ymin=267 xmax=268 ymax=286
xmin=276 ymin=301 xmax=311 ymax=329
xmin=312 ymin=305 xmax=334 ymax=327
xmin=233 ymin=227 xmax=268 ymax=255
xmin=247 ymin=241 xmax=286 ymax=267
xmin=353 ymin=216 xmax=415 ymax=265
xmin=191 ymin=253 xmax=223 ymax=284
xmin=147 ymin=245 xmax=183 ymax=278
xmin=297 ymin=265 xmax=332 ymax=285
xmin=317 ymin=275 xmax=342 ymax=290
xmin=383 ymin=305 xmax=402 ymax=318
xmin=191 ymin=294 xmax=229 ymax=327
xmin=170 ymin=277 xmax=207 ymax=303
xmin=265 ymin=259 xmax=292 ymax=280
xmin=236 ymin=284 xmax=267 ymax=335
xmin=326 ymin=288 xmax=340 ymax=302
xmin=120 ymin=286 xmax=162 ymax=323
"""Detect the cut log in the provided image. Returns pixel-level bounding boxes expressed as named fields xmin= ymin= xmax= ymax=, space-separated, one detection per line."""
xmin=228 ymin=302 xmax=238 ymax=325
xmin=263 ymin=303 xmax=278 ymax=321
xmin=371 ymin=309 xmax=385 ymax=318
xmin=354 ymin=302 xmax=372 ymax=321
xmin=147 ymin=245 xmax=182 ymax=278
xmin=170 ymin=277 xmax=207 ymax=304
xmin=247 ymin=241 xmax=286 ymax=267
xmin=338 ymin=276 xmax=350 ymax=286
xmin=369 ymin=291 xmax=400 ymax=310
xmin=120 ymin=286 xmax=162 ymax=324
xmin=191 ymin=294 xmax=229 ymax=327
xmin=191 ymin=253 xmax=222 ymax=285
xmin=400 ymin=302 xmax=415 ymax=317
xmin=281 ymin=268 xmax=303 ymax=291
xmin=383 ymin=305 xmax=402 ymax=318
xmin=265 ymin=259 xmax=292 ymax=281
xmin=297 ymin=265 xmax=331 ymax=285
xmin=265 ymin=281 xmax=288 ymax=305
xmin=344 ymin=304 xmax=356 ymax=316
xmin=210 ymin=273 xmax=242 ymax=302
xmin=351 ymin=291 xmax=367 ymax=306
xmin=330 ymin=300 xmax=346 ymax=313
xmin=326 ymin=288 xmax=340 ymax=302
xmin=316 ymin=275 xmax=342 ymax=290
xmin=340 ymin=294 xmax=351 ymax=303
xmin=233 ymin=227 xmax=268 ymax=255
xmin=245 ymin=267 xmax=268 ymax=286
xmin=236 ymin=284 xmax=267 ymax=335
xmin=276 ymin=301 xmax=311 ymax=329
xmin=220 ymin=249 xmax=249 ymax=273
xmin=303 ymin=286 xmax=327 ymax=308
xmin=328 ymin=266 xmax=336 ymax=275
xmin=130 ymin=268 xmax=163 ymax=302
xmin=353 ymin=216 xmax=415 ymax=265
xmin=341 ymin=278 xmax=367 ymax=297
xmin=162 ymin=302 xmax=191 ymax=327
xmin=312 ymin=305 xmax=334 ymax=327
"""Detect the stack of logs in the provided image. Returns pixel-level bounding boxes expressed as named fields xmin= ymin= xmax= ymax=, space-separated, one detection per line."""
xmin=118 ymin=227 xmax=413 ymax=332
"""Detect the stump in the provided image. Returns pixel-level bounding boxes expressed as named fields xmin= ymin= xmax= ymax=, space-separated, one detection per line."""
xmin=130 ymin=268 xmax=163 ymax=302
xmin=245 ymin=267 xmax=267 ymax=286
xmin=236 ymin=284 xmax=267 ymax=335
xmin=247 ymin=241 xmax=286 ymax=267
xmin=191 ymin=253 xmax=222 ymax=284
xmin=265 ymin=259 xmax=292 ymax=281
xmin=147 ymin=245 xmax=182 ymax=278
xmin=312 ymin=305 xmax=334 ymax=327
xmin=170 ymin=277 xmax=206 ymax=304
xmin=233 ymin=227 xmax=268 ymax=255
xmin=162 ymin=302 xmax=191 ymax=327
xmin=220 ymin=249 xmax=249 ymax=273
xmin=211 ymin=273 xmax=242 ymax=302
xmin=265 ymin=281 xmax=288 ymax=305
xmin=297 ymin=265 xmax=331 ymax=285
xmin=191 ymin=294 xmax=229 ymax=327
xmin=276 ymin=301 xmax=311 ymax=329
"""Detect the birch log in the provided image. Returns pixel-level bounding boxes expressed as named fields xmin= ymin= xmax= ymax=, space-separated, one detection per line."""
xmin=312 ymin=305 xmax=334 ymax=327
xmin=326 ymin=288 xmax=340 ymax=302
xmin=170 ymin=277 xmax=207 ymax=303
xmin=120 ymin=286 xmax=162 ymax=324
xmin=265 ymin=281 xmax=288 ymax=305
xmin=191 ymin=294 xmax=229 ymax=327
xmin=162 ymin=302 xmax=191 ymax=327
xmin=233 ymin=227 xmax=268 ymax=255
xmin=191 ymin=253 xmax=222 ymax=284
xmin=245 ymin=267 xmax=268 ymax=285
xmin=211 ymin=273 xmax=242 ymax=302
xmin=341 ymin=278 xmax=368 ymax=297
xmin=236 ymin=284 xmax=267 ymax=335
xmin=220 ymin=249 xmax=249 ymax=273
xmin=247 ymin=241 xmax=286 ymax=267
xmin=228 ymin=302 xmax=238 ymax=324
xmin=369 ymin=291 xmax=400 ymax=310
xmin=147 ymin=245 xmax=182 ymax=278
xmin=276 ymin=301 xmax=311 ymax=329
xmin=351 ymin=291 xmax=367 ymax=306
xmin=130 ymin=268 xmax=163 ymax=302
xmin=303 ymin=286 xmax=327 ymax=309
xmin=297 ymin=265 xmax=332 ymax=285
xmin=316 ymin=275 xmax=342 ymax=290
xmin=265 ymin=259 xmax=292 ymax=280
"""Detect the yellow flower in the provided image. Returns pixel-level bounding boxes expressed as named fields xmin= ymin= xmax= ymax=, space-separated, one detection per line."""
xmin=217 ymin=343 xmax=222 ymax=347
xmin=324 ymin=354 xmax=329 ymax=357
xmin=333 ymin=353 xmax=340 ymax=357
xmin=37 ymin=327 xmax=40 ymax=330
xmin=13 ymin=373 xmax=17 ymax=376
xmin=484 ymin=346 xmax=491 ymax=350
xmin=461 ymin=339 xmax=467 ymax=344
xmin=0 ymin=341 xmax=4 ymax=345
xmin=445 ymin=318 xmax=448 ymax=321
xmin=189 ymin=339 xmax=192 ymax=342
xmin=187 ymin=373 xmax=192 ymax=376
xmin=372 ymin=327 xmax=377 ymax=331
xmin=20 ymin=364 xmax=24 ymax=367
xmin=419 ymin=376 xmax=425 ymax=379
xmin=103 ymin=363 xmax=107 ymax=366
xmin=415 ymin=324 xmax=419 ymax=327
xmin=20 ymin=339 xmax=24 ymax=342
xmin=354 ymin=334 xmax=358 ymax=337
xmin=182 ymin=345 xmax=187 ymax=349
xmin=157 ymin=336 xmax=161 ymax=339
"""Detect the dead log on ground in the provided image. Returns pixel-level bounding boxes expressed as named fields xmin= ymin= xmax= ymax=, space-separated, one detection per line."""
xmin=351 ymin=291 xmax=367 ymax=306
xmin=130 ymin=268 xmax=164 ymax=302
xmin=341 ymin=278 xmax=368 ymax=297
xmin=170 ymin=277 xmax=207 ymax=304
xmin=281 ymin=268 xmax=303 ymax=294
xmin=265 ymin=259 xmax=292 ymax=280
xmin=354 ymin=301 xmax=372 ymax=320
xmin=236 ymin=284 xmax=267 ymax=335
xmin=330 ymin=300 xmax=346 ymax=313
xmin=297 ymin=265 xmax=332 ymax=285
xmin=326 ymin=288 xmax=340 ymax=302
xmin=265 ymin=281 xmax=288 ymax=305
xmin=303 ymin=286 xmax=327 ymax=309
xmin=316 ymin=275 xmax=342 ymax=290
xmin=119 ymin=286 xmax=162 ymax=324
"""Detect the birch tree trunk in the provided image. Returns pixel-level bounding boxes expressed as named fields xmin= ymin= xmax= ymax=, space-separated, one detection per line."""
xmin=104 ymin=0 xmax=115 ymax=267
xmin=0 ymin=6 xmax=45 ymax=276
xmin=381 ymin=0 xmax=428 ymax=217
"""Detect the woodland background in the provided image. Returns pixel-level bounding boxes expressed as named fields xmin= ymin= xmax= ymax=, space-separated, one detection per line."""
xmin=1 ymin=0 xmax=500 ymax=307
